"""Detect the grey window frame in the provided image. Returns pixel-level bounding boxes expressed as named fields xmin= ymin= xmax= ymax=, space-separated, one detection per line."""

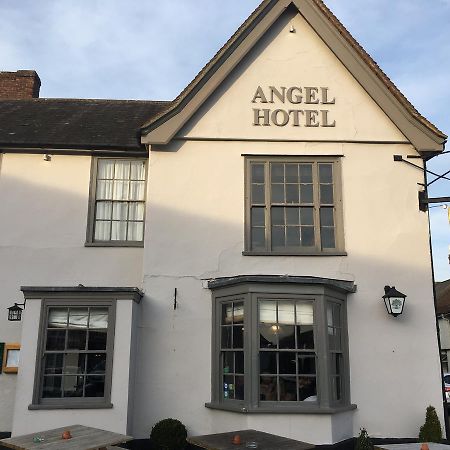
xmin=86 ymin=156 xmax=147 ymax=247
xmin=30 ymin=297 xmax=116 ymax=410
xmin=244 ymin=156 xmax=345 ymax=256
xmin=207 ymin=279 xmax=355 ymax=414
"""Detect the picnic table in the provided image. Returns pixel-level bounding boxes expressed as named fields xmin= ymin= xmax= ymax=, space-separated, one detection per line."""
xmin=187 ymin=429 xmax=315 ymax=450
xmin=0 ymin=424 xmax=132 ymax=450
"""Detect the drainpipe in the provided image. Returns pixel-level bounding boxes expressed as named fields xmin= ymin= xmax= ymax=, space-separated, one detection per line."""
xmin=424 ymin=157 xmax=450 ymax=439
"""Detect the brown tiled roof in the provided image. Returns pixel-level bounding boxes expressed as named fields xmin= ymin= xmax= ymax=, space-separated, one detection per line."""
xmin=436 ymin=280 xmax=450 ymax=314
xmin=0 ymin=98 xmax=171 ymax=151
xmin=141 ymin=0 xmax=446 ymax=140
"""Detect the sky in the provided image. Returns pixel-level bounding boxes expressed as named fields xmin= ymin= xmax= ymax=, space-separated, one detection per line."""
xmin=1 ymin=0 xmax=449 ymax=280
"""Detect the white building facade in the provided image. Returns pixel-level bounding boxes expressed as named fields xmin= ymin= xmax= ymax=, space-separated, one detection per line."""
xmin=0 ymin=0 xmax=447 ymax=445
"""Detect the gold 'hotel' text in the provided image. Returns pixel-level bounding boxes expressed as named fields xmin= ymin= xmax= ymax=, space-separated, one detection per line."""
xmin=252 ymin=86 xmax=336 ymax=127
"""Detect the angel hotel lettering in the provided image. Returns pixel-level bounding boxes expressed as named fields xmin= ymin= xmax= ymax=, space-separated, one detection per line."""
xmin=252 ymin=86 xmax=336 ymax=127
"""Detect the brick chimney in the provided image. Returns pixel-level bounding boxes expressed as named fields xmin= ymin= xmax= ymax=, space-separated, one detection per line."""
xmin=0 ymin=70 xmax=41 ymax=99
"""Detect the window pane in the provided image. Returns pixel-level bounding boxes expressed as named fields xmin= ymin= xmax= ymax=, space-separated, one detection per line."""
xmin=235 ymin=376 xmax=245 ymax=400
xmin=252 ymin=184 xmax=265 ymax=204
xmin=272 ymin=226 xmax=285 ymax=248
xmin=298 ymin=377 xmax=317 ymax=401
xmin=221 ymin=327 xmax=232 ymax=349
xmin=130 ymin=161 xmax=145 ymax=180
xmin=286 ymin=185 xmax=299 ymax=203
xmin=235 ymin=352 xmax=244 ymax=374
xmin=129 ymin=203 xmax=145 ymax=221
xmin=286 ymin=227 xmax=300 ymax=247
xmin=88 ymin=330 xmax=107 ymax=350
xmin=96 ymin=202 xmax=112 ymax=220
xmin=300 ymin=184 xmax=313 ymax=203
xmin=44 ymin=354 xmax=64 ymax=375
xmin=321 ymin=227 xmax=336 ymax=249
xmin=297 ymin=325 xmax=315 ymax=349
xmin=42 ymin=376 xmax=62 ymax=398
xmin=259 ymin=300 xmax=277 ymax=323
xmin=286 ymin=208 xmax=300 ymax=225
xmin=89 ymin=308 xmax=109 ymax=329
xmin=86 ymin=353 xmax=106 ymax=374
xmin=46 ymin=330 xmax=66 ymax=351
xmin=298 ymin=354 xmax=316 ymax=374
xmin=94 ymin=220 xmax=111 ymax=241
xmin=279 ymin=326 xmax=295 ymax=349
xmin=300 ymin=208 xmax=314 ymax=225
xmin=328 ymin=327 xmax=342 ymax=351
xmin=251 ymin=227 xmax=265 ymax=250
xmin=251 ymin=164 xmax=265 ymax=184
xmin=96 ymin=180 xmax=113 ymax=200
xmin=97 ymin=160 xmax=115 ymax=179
xmin=233 ymin=326 xmax=243 ymax=349
xmin=271 ymin=184 xmax=284 ymax=203
xmin=260 ymin=352 xmax=277 ymax=375
xmin=68 ymin=308 xmax=88 ymax=328
xmin=233 ymin=303 xmax=244 ymax=323
xmin=112 ymin=202 xmax=128 ymax=221
xmin=320 ymin=208 xmax=334 ymax=227
xmin=279 ymin=353 xmax=296 ymax=374
xmin=127 ymin=221 xmax=144 ymax=241
xmin=85 ymin=376 xmax=105 ymax=397
xmin=63 ymin=375 xmax=84 ymax=397
xmin=301 ymin=227 xmax=315 ymax=247
xmin=271 ymin=207 xmax=285 ymax=226
xmin=299 ymin=164 xmax=313 ymax=183
xmin=251 ymin=207 xmax=265 ymax=227
xmin=48 ymin=308 xmax=68 ymax=328
xmin=67 ymin=330 xmax=87 ymax=350
xmin=223 ymin=352 xmax=234 ymax=374
xmin=280 ymin=376 xmax=297 ymax=401
xmin=222 ymin=304 xmax=232 ymax=325
xmin=111 ymin=221 xmax=127 ymax=241
xmin=271 ymin=164 xmax=284 ymax=183
xmin=113 ymin=181 xmax=129 ymax=200
xmin=260 ymin=376 xmax=277 ymax=401
xmin=319 ymin=164 xmax=333 ymax=183
xmin=278 ymin=302 xmax=295 ymax=325
xmin=296 ymin=302 xmax=314 ymax=325
xmin=285 ymin=164 xmax=299 ymax=183
xmin=320 ymin=184 xmax=334 ymax=204
xmin=64 ymin=353 xmax=86 ymax=374
xmin=114 ymin=161 xmax=130 ymax=180
xmin=223 ymin=375 xmax=235 ymax=400
xmin=129 ymin=181 xmax=145 ymax=201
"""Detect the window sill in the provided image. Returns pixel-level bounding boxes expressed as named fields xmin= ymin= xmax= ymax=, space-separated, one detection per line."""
xmin=205 ymin=402 xmax=356 ymax=414
xmin=28 ymin=403 xmax=113 ymax=410
xmin=85 ymin=241 xmax=144 ymax=248
xmin=242 ymin=251 xmax=347 ymax=257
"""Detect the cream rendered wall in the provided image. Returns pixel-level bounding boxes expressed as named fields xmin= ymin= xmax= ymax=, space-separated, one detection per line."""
xmin=135 ymin=8 xmax=442 ymax=445
xmin=11 ymin=299 xmax=137 ymax=436
xmin=0 ymin=153 xmax=144 ymax=432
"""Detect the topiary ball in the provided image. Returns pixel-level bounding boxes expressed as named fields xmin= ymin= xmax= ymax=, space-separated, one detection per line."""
xmin=150 ymin=418 xmax=187 ymax=450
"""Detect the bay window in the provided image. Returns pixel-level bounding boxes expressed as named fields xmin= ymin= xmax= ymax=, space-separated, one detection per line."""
xmin=207 ymin=276 xmax=356 ymax=413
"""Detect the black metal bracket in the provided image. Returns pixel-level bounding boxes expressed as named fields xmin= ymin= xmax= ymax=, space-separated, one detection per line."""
xmin=419 ymin=191 xmax=450 ymax=212
xmin=394 ymin=155 xmax=450 ymax=211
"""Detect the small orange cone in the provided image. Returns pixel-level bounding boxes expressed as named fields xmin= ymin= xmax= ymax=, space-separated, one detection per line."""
xmin=421 ymin=443 xmax=429 ymax=450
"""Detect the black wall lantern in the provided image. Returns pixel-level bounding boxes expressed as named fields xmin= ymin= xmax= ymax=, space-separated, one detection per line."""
xmin=383 ymin=286 xmax=407 ymax=317
xmin=7 ymin=301 xmax=26 ymax=322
